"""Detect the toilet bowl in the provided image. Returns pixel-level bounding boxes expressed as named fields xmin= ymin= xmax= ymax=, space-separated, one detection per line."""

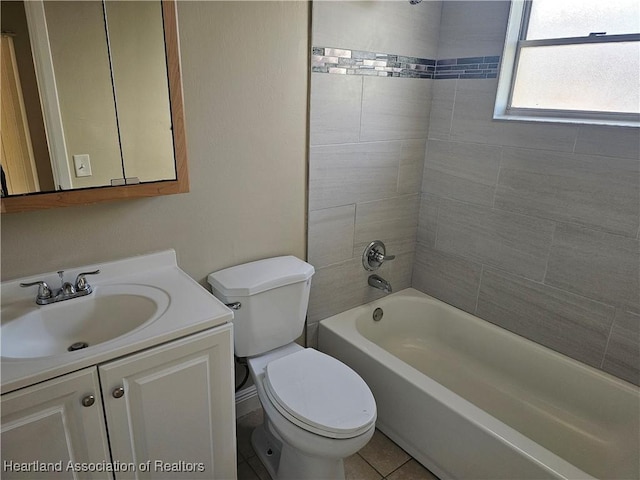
xmin=208 ymin=257 xmax=377 ymax=479
xmin=248 ymin=344 xmax=376 ymax=479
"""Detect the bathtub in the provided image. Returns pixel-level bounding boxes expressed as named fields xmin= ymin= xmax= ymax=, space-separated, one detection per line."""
xmin=318 ymin=288 xmax=639 ymax=480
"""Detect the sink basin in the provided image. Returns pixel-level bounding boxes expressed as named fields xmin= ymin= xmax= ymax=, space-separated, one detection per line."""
xmin=1 ymin=250 xmax=234 ymax=394
xmin=1 ymin=284 xmax=170 ymax=359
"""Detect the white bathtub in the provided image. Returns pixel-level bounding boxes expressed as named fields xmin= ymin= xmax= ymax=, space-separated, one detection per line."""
xmin=318 ymin=288 xmax=639 ymax=480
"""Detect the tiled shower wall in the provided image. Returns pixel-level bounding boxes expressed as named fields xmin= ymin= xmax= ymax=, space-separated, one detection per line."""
xmin=414 ymin=1 xmax=640 ymax=385
xmin=306 ymin=0 xmax=442 ymax=346
xmin=308 ymin=0 xmax=639 ymax=386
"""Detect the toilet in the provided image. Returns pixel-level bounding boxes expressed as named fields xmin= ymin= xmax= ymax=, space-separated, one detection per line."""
xmin=208 ymin=256 xmax=376 ymax=480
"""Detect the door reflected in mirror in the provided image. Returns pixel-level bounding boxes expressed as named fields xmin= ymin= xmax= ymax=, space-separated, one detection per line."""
xmin=0 ymin=0 xmax=176 ymax=197
xmin=105 ymin=1 xmax=175 ymax=184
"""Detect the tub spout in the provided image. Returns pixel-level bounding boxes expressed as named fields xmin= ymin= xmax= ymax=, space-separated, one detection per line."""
xmin=368 ymin=274 xmax=392 ymax=294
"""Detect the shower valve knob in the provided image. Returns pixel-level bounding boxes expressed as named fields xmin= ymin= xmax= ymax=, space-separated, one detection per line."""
xmin=362 ymin=240 xmax=395 ymax=271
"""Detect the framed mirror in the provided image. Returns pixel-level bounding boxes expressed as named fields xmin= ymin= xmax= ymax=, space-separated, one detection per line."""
xmin=1 ymin=0 xmax=188 ymax=214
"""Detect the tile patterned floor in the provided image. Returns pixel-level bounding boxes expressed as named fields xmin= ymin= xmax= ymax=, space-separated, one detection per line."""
xmin=236 ymin=409 xmax=440 ymax=480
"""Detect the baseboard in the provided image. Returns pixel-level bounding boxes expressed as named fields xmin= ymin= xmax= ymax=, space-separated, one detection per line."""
xmin=235 ymin=385 xmax=260 ymax=418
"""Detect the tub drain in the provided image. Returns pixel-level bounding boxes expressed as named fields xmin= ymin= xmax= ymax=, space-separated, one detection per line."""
xmin=373 ymin=308 xmax=383 ymax=322
xmin=68 ymin=342 xmax=89 ymax=352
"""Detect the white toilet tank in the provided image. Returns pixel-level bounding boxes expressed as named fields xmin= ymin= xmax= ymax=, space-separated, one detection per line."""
xmin=207 ymin=256 xmax=315 ymax=357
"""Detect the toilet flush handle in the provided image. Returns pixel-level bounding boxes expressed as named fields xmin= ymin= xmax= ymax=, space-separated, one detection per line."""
xmin=226 ymin=302 xmax=241 ymax=310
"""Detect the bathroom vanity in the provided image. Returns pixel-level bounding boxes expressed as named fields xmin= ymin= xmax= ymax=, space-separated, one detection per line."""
xmin=1 ymin=251 xmax=236 ymax=479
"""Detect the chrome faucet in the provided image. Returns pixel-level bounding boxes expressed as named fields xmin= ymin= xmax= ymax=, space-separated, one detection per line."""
xmin=21 ymin=270 xmax=100 ymax=305
xmin=363 ymin=240 xmax=395 ymax=271
xmin=56 ymin=271 xmax=76 ymax=299
xmin=368 ymin=274 xmax=392 ymax=294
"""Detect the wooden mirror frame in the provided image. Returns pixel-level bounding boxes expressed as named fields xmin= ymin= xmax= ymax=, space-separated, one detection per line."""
xmin=1 ymin=0 xmax=188 ymax=214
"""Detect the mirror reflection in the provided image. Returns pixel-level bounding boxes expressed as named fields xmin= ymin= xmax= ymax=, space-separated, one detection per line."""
xmin=0 ymin=0 xmax=176 ymax=197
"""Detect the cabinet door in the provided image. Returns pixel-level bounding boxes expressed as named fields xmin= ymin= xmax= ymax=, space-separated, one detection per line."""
xmin=99 ymin=325 xmax=236 ymax=480
xmin=1 ymin=368 xmax=111 ymax=480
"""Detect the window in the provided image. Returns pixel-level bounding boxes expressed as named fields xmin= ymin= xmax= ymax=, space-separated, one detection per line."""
xmin=495 ymin=0 xmax=640 ymax=126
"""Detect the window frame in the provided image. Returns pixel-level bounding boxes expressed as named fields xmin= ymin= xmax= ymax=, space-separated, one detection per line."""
xmin=494 ymin=0 xmax=640 ymax=127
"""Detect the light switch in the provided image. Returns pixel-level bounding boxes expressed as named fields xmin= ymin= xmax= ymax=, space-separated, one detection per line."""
xmin=73 ymin=154 xmax=92 ymax=177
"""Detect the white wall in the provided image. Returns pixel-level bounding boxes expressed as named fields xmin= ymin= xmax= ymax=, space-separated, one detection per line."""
xmin=1 ymin=1 xmax=309 ymax=285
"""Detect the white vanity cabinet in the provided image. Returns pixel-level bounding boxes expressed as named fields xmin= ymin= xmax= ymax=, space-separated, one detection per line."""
xmin=99 ymin=326 xmax=236 ymax=479
xmin=1 ymin=368 xmax=112 ymax=479
xmin=1 ymin=325 xmax=236 ymax=480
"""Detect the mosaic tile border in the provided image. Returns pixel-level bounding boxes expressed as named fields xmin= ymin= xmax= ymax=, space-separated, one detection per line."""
xmin=312 ymin=47 xmax=499 ymax=80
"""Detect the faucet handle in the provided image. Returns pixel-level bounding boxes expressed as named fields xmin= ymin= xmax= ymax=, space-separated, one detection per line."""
xmin=20 ymin=281 xmax=53 ymax=300
xmin=369 ymin=251 xmax=396 ymax=263
xmin=75 ymin=270 xmax=101 ymax=292
xmin=363 ymin=240 xmax=395 ymax=271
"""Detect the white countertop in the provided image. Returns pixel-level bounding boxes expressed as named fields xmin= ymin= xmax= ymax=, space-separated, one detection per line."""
xmin=1 ymin=250 xmax=233 ymax=394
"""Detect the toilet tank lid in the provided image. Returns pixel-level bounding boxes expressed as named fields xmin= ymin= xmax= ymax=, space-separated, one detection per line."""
xmin=207 ymin=256 xmax=314 ymax=297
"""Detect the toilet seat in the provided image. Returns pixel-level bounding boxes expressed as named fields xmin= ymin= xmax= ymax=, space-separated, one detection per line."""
xmin=263 ymin=348 xmax=376 ymax=439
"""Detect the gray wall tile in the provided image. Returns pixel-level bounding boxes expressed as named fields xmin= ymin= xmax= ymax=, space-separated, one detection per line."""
xmin=310 ymin=0 xmax=640 ymax=387
xmin=545 ymin=223 xmax=640 ymax=311
xmin=360 ymin=77 xmax=431 ymax=142
xmin=309 ymin=3 xmax=434 ymax=332
xmin=306 ymin=321 xmax=319 ymax=350
xmin=450 ymin=80 xmax=578 ymax=152
xmin=575 ymin=126 xmax=640 ymax=160
xmin=413 ymin=243 xmax=482 ymax=314
xmin=397 ymin=139 xmax=427 ymax=194
xmin=477 ymin=269 xmax=615 ymax=368
xmin=447 ymin=84 xmax=511 ymax=146
xmin=385 ymin=250 xmax=414 ymax=293
xmin=435 ymin=199 xmax=555 ymax=281
xmin=308 ymin=252 xmax=413 ymax=324
xmin=602 ymin=310 xmax=640 ymax=386
xmin=310 ymin=73 xmax=362 ymax=146
xmin=308 ymin=205 xmax=356 ymax=268
xmin=422 ymin=139 xmax=501 ymax=207
xmin=313 ymin=1 xmax=441 ymax=60
xmin=309 ymin=142 xmax=401 ymax=210
xmin=499 ymin=121 xmax=578 ymax=154
xmin=437 ymin=0 xmax=510 ymax=59
xmin=412 ymin=0 xmax=640 ymax=386
xmin=417 ymin=194 xmax=440 ymax=247
xmin=428 ymin=79 xmax=456 ymax=141
xmin=354 ymin=194 xmax=420 ymax=256
xmin=308 ymin=257 xmax=371 ymax=324
xmin=496 ymin=148 xmax=640 ymax=237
